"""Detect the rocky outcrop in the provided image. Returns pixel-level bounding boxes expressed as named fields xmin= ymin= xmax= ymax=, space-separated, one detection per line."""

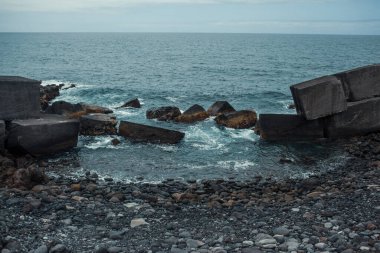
xmin=80 ymin=113 xmax=117 ymax=136
xmin=215 ymin=110 xmax=257 ymax=129
xmin=0 ymin=120 xmax=5 ymax=153
xmin=207 ymin=101 xmax=236 ymax=116
xmin=40 ymin=84 xmax=62 ymax=110
xmin=47 ymin=101 xmax=113 ymax=118
xmin=146 ymin=106 xmax=181 ymax=121
xmin=0 ymin=76 xmax=41 ymax=120
xmin=119 ymin=121 xmax=185 ymax=144
xmin=175 ymin=104 xmax=209 ymax=123
xmin=6 ymin=115 xmax=79 ymax=156
xmin=118 ymin=98 xmax=141 ymax=108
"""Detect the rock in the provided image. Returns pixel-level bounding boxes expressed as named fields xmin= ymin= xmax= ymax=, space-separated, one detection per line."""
xmin=47 ymin=101 xmax=113 ymax=118
xmin=146 ymin=106 xmax=181 ymax=121
xmin=315 ymin=242 xmax=327 ymax=250
xmin=34 ymin=245 xmax=48 ymax=253
xmin=326 ymin=97 xmax=380 ymax=138
xmin=207 ymin=101 xmax=236 ymax=116
xmin=186 ymin=239 xmax=204 ymax=248
xmin=0 ymin=76 xmax=41 ymax=120
xmin=273 ymin=226 xmax=290 ymax=236
xmin=0 ymin=120 xmax=5 ymax=153
xmin=107 ymin=247 xmax=122 ymax=253
xmin=241 ymin=248 xmax=263 ymax=253
xmin=290 ymin=75 xmax=347 ymax=120
xmin=49 ymin=244 xmax=66 ymax=253
xmin=130 ymin=218 xmax=148 ymax=228
xmin=335 ymin=64 xmax=380 ymax=101
xmin=40 ymin=84 xmax=60 ymax=110
xmin=287 ymin=103 xmax=296 ymax=109
xmin=119 ymin=121 xmax=185 ymax=144
xmin=6 ymin=115 xmax=79 ymax=156
xmin=118 ymin=98 xmax=141 ymax=108
xmin=111 ymin=138 xmax=121 ymax=145
xmin=109 ymin=230 xmax=125 ymax=240
xmin=79 ymin=113 xmax=117 ymax=135
xmin=257 ymin=114 xmax=324 ymax=140
xmin=8 ymin=166 xmax=47 ymax=189
xmin=175 ymin=104 xmax=209 ymax=123
xmin=215 ymin=110 xmax=257 ymax=129
xmin=62 ymin=83 xmax=76 ymax=90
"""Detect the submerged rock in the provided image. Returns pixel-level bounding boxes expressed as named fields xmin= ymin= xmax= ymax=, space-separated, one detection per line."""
xmin=207 ymin=101 xmax=236 ymax=116
xmin=175 ymin=104 xmax=209 ymax=123
xmin=215 ymin=110 xmax=257 ymax=129
xmin=80 ymin=113 xmax=117 ymax=136
xmin=146 ymin=106 xmax=181 ymax=121
xmin=119 ymin=121 xmax=184 ymax=144
xmin=118 ymin=98 xmax=141 ymax=108
xmin=47 ymin=101 xmax=113 ymax=118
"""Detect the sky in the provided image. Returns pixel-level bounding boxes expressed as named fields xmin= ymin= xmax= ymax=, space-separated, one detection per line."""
xmin=0 ymin=0 xmax=379 ymax=34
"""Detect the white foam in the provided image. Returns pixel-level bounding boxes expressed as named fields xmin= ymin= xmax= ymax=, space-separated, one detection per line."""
xmin=82 ymin=136 xmax=121 ymax=150
xmin=228 ymin=128 xmax=257 ymax=142
xmin=217 ymin=160 xmax=256 ymax=170
xmin=186 ymin=126 xmax=227 ymax=151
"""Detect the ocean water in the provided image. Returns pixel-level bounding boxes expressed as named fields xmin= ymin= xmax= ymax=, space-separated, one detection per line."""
xmin=1 ymin=33 xmax=380 ymax=182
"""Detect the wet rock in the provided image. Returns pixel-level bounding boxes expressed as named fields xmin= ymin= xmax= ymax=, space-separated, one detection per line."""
xmin=175 ymin=104 xmax=209 ymax=123
xmin=0 ymin=76 xmax=41 ymax=120
xmin=62 ymin=83 xmax=76 ymax=90
xmin=47 ymin=101 xmax=113 ymax=118
xmin=79 ymin=113 xmax=117 ymax=136
xmin=111 ymin=138 xmax=121 ymax=146
xmin=34 ymin=244 xmax=48 ymax=253
xmin=119 ymin=121 xmax=185 ymax=144
xmin=117 ymin=98 xmax=141 ymax=108
xmin=272 ymin=226 xmax=290 ymax=236
xmin=0 ymin=120 xmax=5 ymax=153
xmin=7 ymin=166 xmax=47 ymax=189
xmin=49 ymin=244 xmax=66 ymax=253
xmin=146 ymin=106 xmax=181 ymax=121
xmin=40 ymin=84 xmax=60 ymax=110
xmin=207 ymin=101 xmax=236 ymax=116
xmin=6 ymin=115 xmax=79 ymax=156
xmin=215 ymin=110 xmax=257 ymax=129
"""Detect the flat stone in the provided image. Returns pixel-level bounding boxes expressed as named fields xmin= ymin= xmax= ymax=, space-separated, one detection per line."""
xmin=6 ymin=115 xmax=79 ymax=156
xmin=0 ymin=120 xmax=5 ymax=152
xmin=335 ymin=64 xmax=380 ymax=101
xmin=257 ymin=114 xmax=324 ymax=141
xmin=290 ymin=75 xmax=347 ymax=120
xmin=207 ymin=101 xmax=236 ymax=116
xmin=0 ymin=76 xmax=41 ymax=120
xmin=130 ymin=218 xmax=148 ymax=228
xmin=80 ymin=113 xmax=117 ymax=135
xmin=326 ymin=97 xmax=380 ymax=138
xmin=119 ymin=121 xmax=185 ymax=144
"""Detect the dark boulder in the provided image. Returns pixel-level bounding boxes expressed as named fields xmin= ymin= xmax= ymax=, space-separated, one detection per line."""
xmin=62 ymin=83 xmax=76 ymax=90
xmin=175 ymin=104 xmax=209 ymax=123
xmin=80 ymin=113 xmax=117 ymax=136
xmin=118 ymin=98 xmax=141 ymax=108
xmin=207 ymin=101 xmax=236 ymax=116
xmin=146 ymin=106 xmax=181 ymax=121
xmin=40 ymin=84 xmax=61 ymax=110
xmin=6 ymin=115 xmax=79 ymax=156
xmin=119 ymin=121 xmax=185 ymax=144
xmin=0 ymin=120 xmax=5 ymax=153
xmin=47 ymin=101 xmax=113 ymax=118
xmin=215 ymin=110 xmax=257 ymax=129
xmin=0 ymin=76 xmax=40 ymax=120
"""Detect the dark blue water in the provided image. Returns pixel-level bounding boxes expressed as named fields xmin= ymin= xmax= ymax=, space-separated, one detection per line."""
xmin=1 ymin=33 xmax=380 ymax=181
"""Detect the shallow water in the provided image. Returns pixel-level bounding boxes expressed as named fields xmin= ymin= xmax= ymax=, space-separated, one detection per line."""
xmin=1 ymin=33 xmax=379 ymax=181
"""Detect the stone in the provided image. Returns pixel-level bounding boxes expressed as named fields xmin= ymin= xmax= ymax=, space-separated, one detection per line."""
xmin=49 ymin=244 xmax=66 ymax=253
xmin=325 ymin=97 xmax=380 ymax=138
xmin=146 ymin=106 xmax=181 ymax=121
xmin=273 ymin=226 xmax=290 ymax=236
xmin=79 ymin=113 xmax=117 ymax=135
xmin=6 ymin=115 xmax=79 ymax=156
xmin=119 ymin=121 xmax=185 ymax=144
xmin=215 ymin=110 xmax=257 ymax=129
xmin=40 ymin=84 xmax=61 ymax=110
xmin=47 ymin=101 xmax=113 ymax=118
xmin=207 ymin=101 xmax=236 ymax=116
xmin=130 ymin=218 xmax=148 ymax=228
xmin=118 ymin=98 xmax=141 ymax=108
xmin=257 ymin=114 xmax=324 ymax=141
xmin=0 ymin=120 xmax=5 ymax=152
xmin=175 ymin=104 xmax=209 ymax=123
xmin=290 ymin=75 xmax=347 ymax=120
xmin=34 ymin=245 xmax=48 ymax=253
xmin=0 ymin=76 xmax=41 ymax=120
xmin=335 ymin=64 xmax=380 ymax=101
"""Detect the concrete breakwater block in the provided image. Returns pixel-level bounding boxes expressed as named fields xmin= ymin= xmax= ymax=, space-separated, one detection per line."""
xmin=0 ymin=120 xmax=5 ymax=152
xmin=326 ymin=97 xmax=380 ymax=138
xmin=0 ymin=76 xmax=41 ymax=120
xmin=290 ymin=76 xmax=347 ymax=120
xmin=119 ymin=121 xmax=185 ymax=144
xmin=257 ymin=114 xmax=324 ymax=141
xmin=7 ymin=115 xmax=79 ymax=156
xmin=80 ymin=113 xmax=117 ymax=136
xmin=335 ymin=64 xmax=380 ymax=101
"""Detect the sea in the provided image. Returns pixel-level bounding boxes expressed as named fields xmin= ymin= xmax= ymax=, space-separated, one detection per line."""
xmin=1 ymin=33 xmax=380 ymax=182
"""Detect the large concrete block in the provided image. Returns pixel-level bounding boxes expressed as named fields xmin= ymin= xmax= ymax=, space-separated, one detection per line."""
xmin=0 ymin=76 xmax=41 ymax=120
xmin=7 ymin=115 xmax=79 ymax=156
xmin=119 ymin=121 xmax=185 ymax=144
xmin=0 ymin=120 xmax=5 ymax=152
xmin=290 ymin=76 xmax=347 ymax=120
xmin=80 ymin=113 xmax=117 ymax=136
xmin=335 ymin=64 xmax=380 ymax=101
xmin=257 ymin=114 xmax=325 ymax=141
xmin=326 ymin=97 xmax=380 ymax=138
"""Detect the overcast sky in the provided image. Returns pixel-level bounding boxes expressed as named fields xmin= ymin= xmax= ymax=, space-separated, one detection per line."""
xmin=0 ymin=0 xmax=379 ymax=34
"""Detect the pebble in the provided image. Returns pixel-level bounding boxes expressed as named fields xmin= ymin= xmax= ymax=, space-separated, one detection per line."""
xmin=315 ymin=242 xmax=327 ymax=250
xmin=273 ymin=226 xmax=290 ymax=236
xmin=130 ymin=218 xmax=148 ymax=228
xmin=49 ymin=244 xmax=66 ymax=253
xmin=34 ymin=245 xmax=48 ymax=253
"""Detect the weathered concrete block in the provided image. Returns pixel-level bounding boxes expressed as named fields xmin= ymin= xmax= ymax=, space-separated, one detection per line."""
xmin=7 ymin=115 xmax=79 ymax=156
xmin=80 ymin=113 xmax=117 ymax=136
xmin=0 ymin=120 xmax=5 ymax=152
xmin=335 ymin=64 xmax=380 ymax=101
xmin=119 ymin=121 xmax=184 ymax=144
xmin=0 ymin=76 xmax=41 ymax=120
xmin=290 ymin=76 xmax=347 ymax=120
xmin=326 ymin=97 xmax=380 ymax=138
xmin=257 ymin=114 xmax=324 ymax=141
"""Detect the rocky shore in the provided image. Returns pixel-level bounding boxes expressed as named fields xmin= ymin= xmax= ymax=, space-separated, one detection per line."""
xmin=0 ymin=133 xmax=379 ymax=253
